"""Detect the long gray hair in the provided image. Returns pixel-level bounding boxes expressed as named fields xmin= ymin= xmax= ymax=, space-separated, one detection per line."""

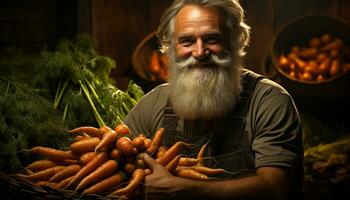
xmin=157 ymin=0 xmax=250 ymax=57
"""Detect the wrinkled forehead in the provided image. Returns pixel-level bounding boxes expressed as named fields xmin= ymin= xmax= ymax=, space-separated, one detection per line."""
xmin=174 ymin=4 xmax=228 ymax=33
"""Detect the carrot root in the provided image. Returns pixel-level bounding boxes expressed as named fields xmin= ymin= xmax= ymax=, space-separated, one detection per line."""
xmin=82 ymin=172 xmax=125 ymax=195
xmin=110 ymin=169 xmax=145 ymax=196
xmin=75 ymin=159 xmax=118 ymax=191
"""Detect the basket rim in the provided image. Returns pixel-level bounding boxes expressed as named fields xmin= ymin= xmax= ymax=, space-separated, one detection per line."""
xmin=132 ymin=31 xmax=158 ymax=81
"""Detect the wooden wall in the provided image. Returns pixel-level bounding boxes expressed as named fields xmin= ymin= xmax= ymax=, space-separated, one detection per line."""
xmin=241 ymin=0 xmax=350 ymax=74
xmin=0 ymin=0 xmax=77 ymax=56
xmin=1 ymin=0 xmax=350 ymax=90
xmin=90 ymin=0 xmax=172 ymax=89
xmin=89 ymin=0 xmax=350 ymax=90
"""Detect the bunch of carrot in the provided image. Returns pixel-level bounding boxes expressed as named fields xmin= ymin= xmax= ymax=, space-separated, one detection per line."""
xmin=15 ymin=124 xmax=225 ymax=198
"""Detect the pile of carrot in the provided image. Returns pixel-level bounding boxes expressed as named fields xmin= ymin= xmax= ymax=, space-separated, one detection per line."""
xmin=277 ymin=33 xmax=350 ymax=82
xmin=15 ymin=124 xmax=225 ymax=199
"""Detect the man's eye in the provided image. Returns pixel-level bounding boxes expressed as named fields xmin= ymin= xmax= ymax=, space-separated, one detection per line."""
xmin=179 ymin=39 xmax=194 ymax=47
xmin=205 ymin=37 xmax=220 ymax=44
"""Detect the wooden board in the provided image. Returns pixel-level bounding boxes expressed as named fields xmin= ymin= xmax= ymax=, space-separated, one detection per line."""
xmin=243 ymin=0 xmax=275 ymax=74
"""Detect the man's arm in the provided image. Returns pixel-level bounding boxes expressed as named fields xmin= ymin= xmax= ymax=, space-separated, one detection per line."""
xmin=141 ymin=153 xmax=294 ymax=200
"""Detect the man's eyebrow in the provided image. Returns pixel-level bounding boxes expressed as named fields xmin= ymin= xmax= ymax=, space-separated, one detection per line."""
xmin=176 ymin=34 xmax=194 ymax=40
xmin=176 ymin=31 xmax=223 ymax=39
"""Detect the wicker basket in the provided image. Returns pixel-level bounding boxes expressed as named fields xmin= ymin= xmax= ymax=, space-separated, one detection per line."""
xmin=132 ymin=31 xmax=168 ymax=82
xmin=270 ymin=15 xmax=350 ymax=99
xmin=0 ymin=171 xmax=127 ymax=200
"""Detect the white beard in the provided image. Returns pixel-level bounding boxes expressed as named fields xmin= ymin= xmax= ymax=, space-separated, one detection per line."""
xmin=168 ymin=49 xmax=242 ymax=120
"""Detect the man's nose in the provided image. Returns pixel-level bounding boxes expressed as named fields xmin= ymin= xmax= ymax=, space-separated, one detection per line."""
xmin=192 ymin=39 xmax=208 ymax=59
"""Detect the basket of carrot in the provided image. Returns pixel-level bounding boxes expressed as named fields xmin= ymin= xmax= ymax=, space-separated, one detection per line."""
xmin=271 ymin=15 xmax=350 ymax=99
xmin=1 ymin=124 xmax=225 ymax=199
xmin=132 ymin=31 xmax=169 ymax=83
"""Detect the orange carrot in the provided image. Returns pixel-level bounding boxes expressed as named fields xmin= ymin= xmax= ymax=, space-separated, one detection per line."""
xmin=75 ymin=135 xmax=89 ymax=141
xmin=98 ymin=125 xmax=111 ymax=136
xmin=75 ymin=159 xmax=118 ymax=191
xmin=165 ymin=155 xmax=180 ymax=173
xmin=110 ymin=149 xmax=121 ymax=160
xmin=54 ymin=175 xmax=74 ymax=189
xmin=36 ymin=181 xmax=56 ymax=187
xmin=49 ymin=164 xmax=81 ymax=182
xmin=178 ymin=157 xmax=198 ymax=166
xmin=110 ymin=168 xmax=145 ymax=196
xmin=116 ymin=137 xmax=137 ymax=156
xmin=175 ymin=168 xmax=208 ymax=181
xmin=65 ymin=152 xmax=109 ymax=189
xmin=25 ymin=169 xmax=34 ymax=175
xmin=82 ymin=172 xmax=125 ymax=195
xmin=179 ymin=165 xmax=225 ymax=175
xmin=156 ymin=141 xmax=192 ymax=166
xmin=144 ymin=138 xmax=152 ymax=149
xmin=156 ymin=146 xmax=167 ymax=158
xmin=68 ymin=126 xmax=101 ymax=137
xmin=124 ymin=163 xmax=136 ymax=174
xmin=25 ymin=166 xmax=66 ymax=181
xmin=70 ymin=137 xmax=100 ymax=154
xmin=132 ymin=136 xmax=145 ymax=151
xmin=95 ymin=129 xmax=119 ymax=152
xmin=26 ymin=160 xmax=60 ymax=172
xmin=146 ymin=128 xmax=165 ymax=155
xmin=79 ymin=152 xmax=97 ymax=166
xmin=114 ymin=124 xmax=130 ymax=136
xmin=28 ymin=146 xmax=78 ymax=160
xmin=197 ymin=143 xmax=208 ymax=166
xmin=59 ymin=159 xmax=78 ymax=165
xmin=321 ymin=38 xmax=343 ymax=51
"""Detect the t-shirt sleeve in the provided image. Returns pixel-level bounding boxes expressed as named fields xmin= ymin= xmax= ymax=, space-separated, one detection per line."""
xmin=252 ymin=81 xmax=303 ymax=169
xmin=124 ymin=84 xmax=169 ymax=138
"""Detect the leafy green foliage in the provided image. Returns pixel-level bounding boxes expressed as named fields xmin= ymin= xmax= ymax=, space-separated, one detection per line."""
xmin=0 ymin=34 xmax=144 ymax=173
xmin=0 ymin=79 xmax=72 ymax=172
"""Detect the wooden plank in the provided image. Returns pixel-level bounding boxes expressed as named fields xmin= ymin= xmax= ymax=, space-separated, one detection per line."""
xmin=273 ymin=0 xmax=302 ymax=32
xmin=0 ymin=21 xmax=47 ymax=43
xmin=54 ymin=0 xmax=78 ymax=40
xmin=91 ymin=0 xmax=150 ymax=78
xmin=0 ymin=0 xmax=49 ymax=21
xmin=339 ymin=0 xmax=350 ymax=23
xmin=148 ymin=0 xmax=172 ymax=31
xmin=243 ymin=0 xmax=275 ymax=74
xmin=301 ymin=0 xmax=338 ymax=16
xmin=78 ymin=0 xmax=91 ymax=34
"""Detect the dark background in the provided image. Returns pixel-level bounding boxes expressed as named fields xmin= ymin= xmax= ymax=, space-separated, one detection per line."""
xmin=2 ymin=0 xmax=347 ymax=127
xmin=0 ymin=1 xmax=349 ymax=199
xmin=2 ymin=0 xmax=350 ymax=86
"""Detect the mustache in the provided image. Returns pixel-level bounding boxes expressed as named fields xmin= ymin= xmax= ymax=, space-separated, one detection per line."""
xmin=175 ymin=52 xmax=232 ymax=69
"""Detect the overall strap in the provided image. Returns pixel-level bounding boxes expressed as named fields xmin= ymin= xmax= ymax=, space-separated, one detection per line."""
xmin=226 ymin=70 xmax=264 ymax=137
xmin=162 ymin=99 xmax=179 ymax=142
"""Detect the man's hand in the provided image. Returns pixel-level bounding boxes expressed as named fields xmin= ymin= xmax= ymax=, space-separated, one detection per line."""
xmin=140 ymin=153 xmax=293 ymax=200
xmin=141 ymin=153 xmax=188 ymax=200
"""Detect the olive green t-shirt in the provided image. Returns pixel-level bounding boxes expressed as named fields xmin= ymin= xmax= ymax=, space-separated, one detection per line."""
xmin=125 ymin=69 xmax=303 ymax=199
xmin=125 ymin=71 xmax=303 ymax=170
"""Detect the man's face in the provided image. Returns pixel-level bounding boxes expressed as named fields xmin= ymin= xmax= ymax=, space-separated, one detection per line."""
xmin=168 ymin=5 xmax=241 ymax=120
xmin=173 ymin=5 xmax=229 ymax=65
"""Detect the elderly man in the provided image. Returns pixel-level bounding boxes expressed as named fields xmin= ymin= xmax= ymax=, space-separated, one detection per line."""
xmin=125 ymin=0 xmax=303 ymax=199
